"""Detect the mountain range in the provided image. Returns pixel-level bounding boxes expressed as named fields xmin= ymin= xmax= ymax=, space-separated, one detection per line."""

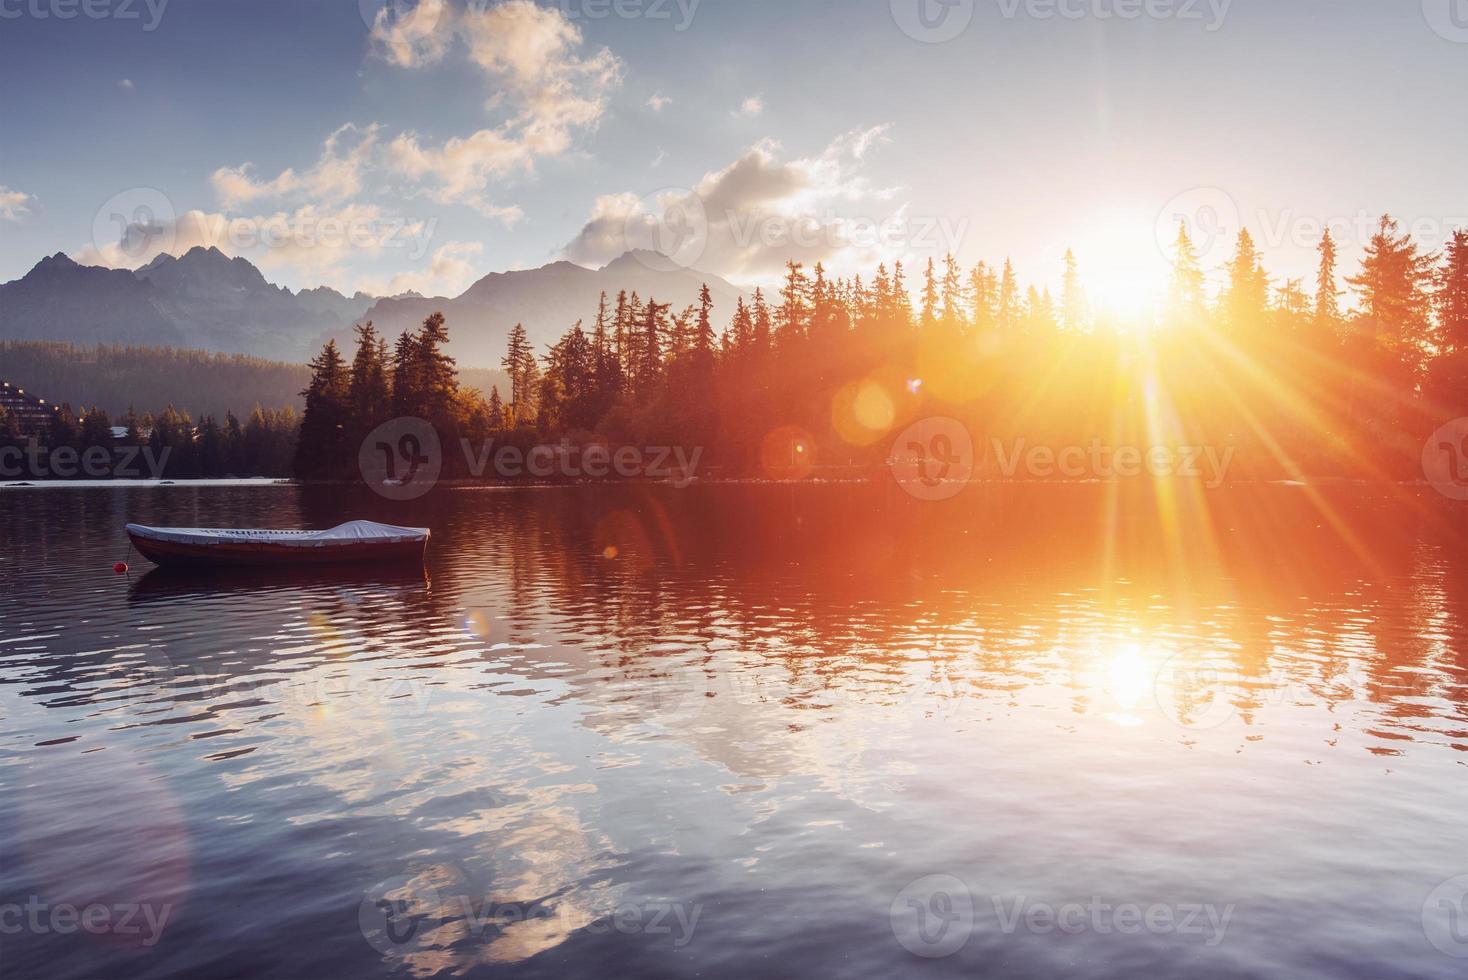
xmin=0 ymin=247 xmax=746 ymax=368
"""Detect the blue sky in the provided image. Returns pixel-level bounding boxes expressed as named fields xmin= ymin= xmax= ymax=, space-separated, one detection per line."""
xmin=1 ymin=0 xmax=1465 ymax=310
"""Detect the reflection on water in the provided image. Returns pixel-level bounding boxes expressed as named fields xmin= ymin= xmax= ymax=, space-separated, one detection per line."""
xmin=2 ymin=482 xmax=1467 ymax=979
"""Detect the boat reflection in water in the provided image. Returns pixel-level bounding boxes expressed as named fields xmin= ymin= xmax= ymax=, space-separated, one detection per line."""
xmin=1 ymin=480 xmax=1467 ymax=979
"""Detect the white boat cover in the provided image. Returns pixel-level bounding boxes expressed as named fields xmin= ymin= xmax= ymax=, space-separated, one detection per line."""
xmin=126 ymin=520 xmax=430 ymax=548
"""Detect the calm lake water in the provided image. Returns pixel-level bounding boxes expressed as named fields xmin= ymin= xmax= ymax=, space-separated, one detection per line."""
xmin=3 ymin=481 xmax=1468 ymax=979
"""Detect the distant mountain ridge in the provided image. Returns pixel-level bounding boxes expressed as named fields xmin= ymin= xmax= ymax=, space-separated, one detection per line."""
xmin=0 ymin=247 xmax=375 ymax=362
xmin=0 ymin=247 xmax=747 ymax=369
xmin=338 ymin=249 xmax=746 ymax=366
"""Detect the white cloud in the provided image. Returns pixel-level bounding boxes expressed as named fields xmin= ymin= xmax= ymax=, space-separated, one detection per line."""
xmin=0 ymin=186 xmax=34 ymax=222
xmin=651 ymin=148 xmax=668 ymax=168
xmin=373 ymin=1 xmax=623 ymax=207
xmin=118 ymin=78 xmax=135 ymax=91
xmin=385 ymin=130 xmax=528 ymax=220
xmin=562 ymin=126 xmax=907 ymax=282
xmin=647 ymin=92 xmax=672 ymax=112
xmin=562 ymin=192 xmax=646 ymax=270
xmin=735 ymin=95 xmax=764 ymax=119
xmin=73 ymin=202 xmax=441 ymax=294
xmin=211 ymin=123 xmax=380 ymax=209
xmin=367 ymin=0 xmax=452 ymax=68
xmin=356 ymin=241 xmax=485 ymax=298
xmin=74 ymin=208 xmax=237 ymax=269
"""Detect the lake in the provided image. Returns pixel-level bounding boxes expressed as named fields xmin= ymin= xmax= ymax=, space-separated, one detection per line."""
xmin=2 ymin=481 xmax=1467 ymax=979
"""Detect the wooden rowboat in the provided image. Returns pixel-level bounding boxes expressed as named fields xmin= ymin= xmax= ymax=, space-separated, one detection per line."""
xmin=126 ymin=521 xmax=430 ymax=568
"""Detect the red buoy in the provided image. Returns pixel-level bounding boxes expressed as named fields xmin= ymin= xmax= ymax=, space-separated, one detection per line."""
xmin=113 ymin=562 xmax=129 ymax=575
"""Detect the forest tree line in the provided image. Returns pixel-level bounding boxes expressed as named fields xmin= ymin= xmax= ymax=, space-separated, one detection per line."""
xmin=0 ymin=401 xmax=299 ymax=480
xmin=294 ymin=214 xmax=1468 ymax=484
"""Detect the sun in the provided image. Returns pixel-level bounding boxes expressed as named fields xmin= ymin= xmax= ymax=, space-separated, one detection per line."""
xmin=1090 ymin=268 xmax=1162 ymax=324
xmin=1067 ymin=206 xmax=1172 ymax=328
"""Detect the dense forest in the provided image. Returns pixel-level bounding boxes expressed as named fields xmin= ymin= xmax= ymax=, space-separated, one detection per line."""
xmin=294 ymin=215 xmax=1468 ymax=485
xmin=0 ymin=343 xmax=311 ymax=420
xmin=6 ymin=214 xmax=1466 ymax=484
xmin=0 ymin=341 xmax=508 ymax=480
xmin=0 ymin=341 xmax=512 ymax=421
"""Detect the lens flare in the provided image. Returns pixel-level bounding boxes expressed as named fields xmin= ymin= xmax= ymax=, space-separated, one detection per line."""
xmin=760 ymin=426 xmax=816 ymax=481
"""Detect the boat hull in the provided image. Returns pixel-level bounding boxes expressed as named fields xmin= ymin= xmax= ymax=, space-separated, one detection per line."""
xmin=128 ymin=533 xmax=428 ymax=568
xmin=125 ymin=521 xmax=430 ymax=569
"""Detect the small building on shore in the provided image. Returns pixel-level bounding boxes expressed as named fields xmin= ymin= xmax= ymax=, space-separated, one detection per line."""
xmin=0 ymin=380 xmax=62 ymax=436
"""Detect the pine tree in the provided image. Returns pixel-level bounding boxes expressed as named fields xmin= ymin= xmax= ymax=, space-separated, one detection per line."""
xmin=1167 ymin=221 xmax=1206 ymax=320
xmin=751 ymin=288 xmax=772 ymax=352
xmin=872 ymin=263 xmax=894 ymax=321
xmin=968 ymin=261 xmax=996 ymax=331
xmin=1314 ymin=229 xmax=1343 ymax=330
xmin=592 ymin=291 xmax=623 ymax=409
xmin=1439 ymin=229 xmax=1468 ymax=355
xmin=850 ymin=274 xmax=872 ymax=328
xmin=809 ymin=263 xmax=835 ymax=340
xmin=640 ymin=299 xmax=668 ymax=396
xmin=730 ymin=296 xmax=754 ymax=351
xmin=778 ymin=261 xmax=810 ymax=341
xmin=1060 ymin=249 xmax=1089 ymax=332
xmin=593 ymin=291 xmax=611 ymax=364
xmin=997 ymin=259 xmax=1019 ymax=332
xmin=502 ymin=322 xmax=533 ymax=421
xmin=224 ymin=410 xmax=244 ymax=474
xmin=487 ymin=386 xmax=506 ymax=431
xmin=920 ymin=258 xmax=940 ymax=326
xmin=518 ymin=356 xmax=541 ymax=426
xmin=940 ymin=254 xmax=963 ymax=327
xmin=296 ymin=340 xmax=350 ymax=478
xmin=668 ymin=306 xmax=695 ymax=362
xmin=623 ymin=292 xmax=646 ymax=385
xmin=613 ymin=290 xmax=631 ymax=368
xmin=1346 ymin=214 xmax=1438 ymax=356
xmin=891 ymin=261 xmax=914 ymax=327
xmin=1222 ymin=229 xmax=1269 ymax=331
xmin=197 ymin=414 xmax=226 ymax=476
xmin=391 ymin=330 xmax=421 ymax=417
xmin=349 ymin=321 xmax=390 ymax=428
xmin=415 ymin=312 xmax=458 ymax=422
xmin=695 ymin=283 xmax=716 ymax=355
